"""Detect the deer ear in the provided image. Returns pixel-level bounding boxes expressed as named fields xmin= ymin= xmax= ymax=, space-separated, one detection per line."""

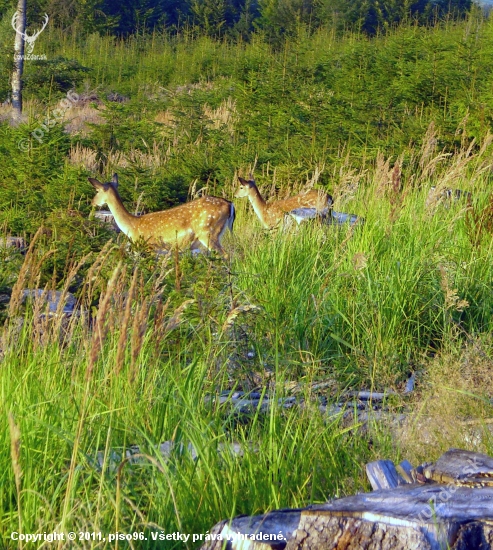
xmin=111 ymin=173 xmax=119 ymax=189
xmin=88 ymin=177 xmax=103 ymax=189
xmin=238 ymin=177 xmax=248 ymax=184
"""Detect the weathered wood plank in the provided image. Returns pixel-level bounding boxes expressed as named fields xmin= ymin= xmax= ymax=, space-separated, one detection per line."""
xmin=293 ymin=485 xmax=493 ymax=549
xmin=423 ymin=448 xmax=493 ymax=486
xmin=0 ymin=236 xmax=26 ymax=249
xmin=366 ymin=460 xmax=402 ymax=490
xmin=307 ymin=485 xmax=493 ymax=521
xmin=344 ymin=391 xmax=397 ymax=401
xmin=396 ymin=460 xmax=414 ymax=484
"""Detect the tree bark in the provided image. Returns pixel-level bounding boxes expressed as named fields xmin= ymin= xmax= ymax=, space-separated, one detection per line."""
xmin=201 ymin=486 xmax=493 ymax=550
xmin=12 ymin=0 xmax=27 ymax=120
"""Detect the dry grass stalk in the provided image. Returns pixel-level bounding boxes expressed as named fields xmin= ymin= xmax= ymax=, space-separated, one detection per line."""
xmin=39 ymin=254 xmax=92 ymax=347
xmin=61 ymin=264 xmax=123 ymax=536
xmin=152 ymin=297 xmax=171 ymax=356
xmin=68 ymin=144 xmax=99 ymax=172
xmin=70 ymin=142 xmax=169 ymax=174
xmin=465 ymin=192 xmax=493 ymax=248
xmin=0 ymin=103 xmax=17 ymax=124
xmin=374 ymin=153 xmax=392 ymax=197
xmin=7 ymin=228 xmax=46 ymax=319
xmin=189 ymin=179 xmax=210 ymax=201
xmin=62 ymin=103 xmax=105 ymax=136
xmin=471 ymin=133 xmax=493 ymax=182
xmin=423 ymin=133 xmax=486 ymax=216
xmin=154 ymin=109 xmax=177 ymax=127
xmin=374 ymin=154 xmax=404 ymax=198
xmin=163 ymin=299 xmax=195 ymax=333
xmin=30 ymin=286 xmax=53 ymax=348
xmin=438 ymin=265 xmax=469 ymax=312
xmin=129 ymin=285 xmax=150 ymax=384
xmin=174 ymin=246 xmax=181 ymax=292
xmin=86 ymin=262 xmax=123 ymax=381
xmin=8 ymin=412 xmax=23 ymax=546
xmin=0 ymin=99 xmax=41 ymax=124
xmin=371 ymin=154 xmax=408 ymax=226
xmin=125 ymin=144 xmax=169 ymax=170
xmin=416 ymin=122 xmax=451 ymax=188
xmin=79 ymin=242 xmax=116 ymax=312
xmin=387 ymin=159 xmax=407 ymax=226
xmin=391 ymin=161 xmax=402 ymax=195
xmin=203 ymin=97 xmax=237 ymax=135
xmin=301 ymin=163 xmax=325 ymax=194
xmin=72 ymin=147 xmax=155 ymax=173
xmin=428 ymin=141 xmax=476 ymax=201
xmin=455 ymin=112 xmax=470 ymax=143
xmin=418 ymin=151 xmax=452 ymax=188
xmin=332 ymin=168 xmax=363 ymax=210
xmin=106 ymin=266 xmax=128 ymax=337
xmin=351 ymin=252 xmax=368 ymax=271
xmin=221 ymin=304 xmax=261 ymax=334
xmin=418 ymin=121 xmax=439 ymax=171
xmin=28 ymin=250 xmax=56 ymax=291
xmin=115 ymin=268 xmax=139 ymax=376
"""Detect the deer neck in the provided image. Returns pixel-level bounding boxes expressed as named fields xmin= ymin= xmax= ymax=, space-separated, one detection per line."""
xmin=104 ymin=189 xmax=138 ymax=238
xmin=247 ymin=186 xmax=271 ymax=228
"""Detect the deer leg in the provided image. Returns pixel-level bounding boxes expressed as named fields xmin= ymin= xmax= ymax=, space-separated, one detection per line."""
xmin=190 ymin=239 xmax=205 ymax=256
xmin=198 ymin=233 xmax=227 ymax=259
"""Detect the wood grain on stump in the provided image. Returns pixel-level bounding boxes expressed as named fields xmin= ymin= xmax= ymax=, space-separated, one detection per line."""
xmin=201 ymin=486 xmax=493 ymax=550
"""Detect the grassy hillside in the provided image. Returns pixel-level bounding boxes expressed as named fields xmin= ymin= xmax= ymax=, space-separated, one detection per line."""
xmin=0 ymin=13 xmax=493 ymax=549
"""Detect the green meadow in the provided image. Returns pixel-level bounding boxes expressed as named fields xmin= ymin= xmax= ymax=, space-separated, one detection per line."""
xmin=1 ymin=8 xmax=493 ymax=548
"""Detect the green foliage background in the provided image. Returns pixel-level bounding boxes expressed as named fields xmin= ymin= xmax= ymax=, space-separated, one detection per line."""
xmin=0 ymin=3 xmax=493 ymax=548
xmin=1 ymin=8 xmax=493 ymax=221
xmin=0 ymin=0 xmax=474 ymax=38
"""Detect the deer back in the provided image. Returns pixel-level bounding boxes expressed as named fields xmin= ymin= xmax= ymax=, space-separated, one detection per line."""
xmin=132 ymin=196 xmax=233 ymax=247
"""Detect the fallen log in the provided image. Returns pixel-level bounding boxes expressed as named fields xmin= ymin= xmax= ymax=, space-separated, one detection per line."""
xmin=0 ymin=236 xmax=26 ymax=250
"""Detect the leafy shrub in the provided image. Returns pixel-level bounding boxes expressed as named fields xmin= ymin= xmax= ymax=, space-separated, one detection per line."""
xmin=24 ymin=56 xmax=91 ymax=100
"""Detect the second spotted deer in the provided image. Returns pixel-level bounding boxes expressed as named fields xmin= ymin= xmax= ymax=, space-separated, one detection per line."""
xmin=89 ymin=174 xmax=235 ymax=258
xmin=235 ymin=176 xmax=332 ymax=230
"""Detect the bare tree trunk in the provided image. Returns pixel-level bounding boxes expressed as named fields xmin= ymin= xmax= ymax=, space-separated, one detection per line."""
xmin=12 ymin=0 xmax=27 ymax=121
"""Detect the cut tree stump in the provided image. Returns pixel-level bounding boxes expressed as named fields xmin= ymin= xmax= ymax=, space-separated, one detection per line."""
xmin=201 ymin=486 xmax=493 ymax=550
xmin=94 ymin=210 xmax=120 ymax=232
xmin=201 ymin=449 xmax=493 ymax=550
xmin=286 ymin=485 xmax=493 ymax=550
xmin=94 ymin=210 xmax=143 ymax=232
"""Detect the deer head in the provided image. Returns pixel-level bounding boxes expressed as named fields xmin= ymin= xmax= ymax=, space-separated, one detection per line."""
xmin=235 ymin=176 xmax=256 ymax=198
xmin=89 ymin=174 xmax=119 ymax=207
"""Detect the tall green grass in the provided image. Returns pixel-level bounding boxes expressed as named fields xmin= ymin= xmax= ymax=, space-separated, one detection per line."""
xmin=0 ymin=238 xmax=386 ymax=549
xmin=2 ymin=140 xmax=493 ymax=547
